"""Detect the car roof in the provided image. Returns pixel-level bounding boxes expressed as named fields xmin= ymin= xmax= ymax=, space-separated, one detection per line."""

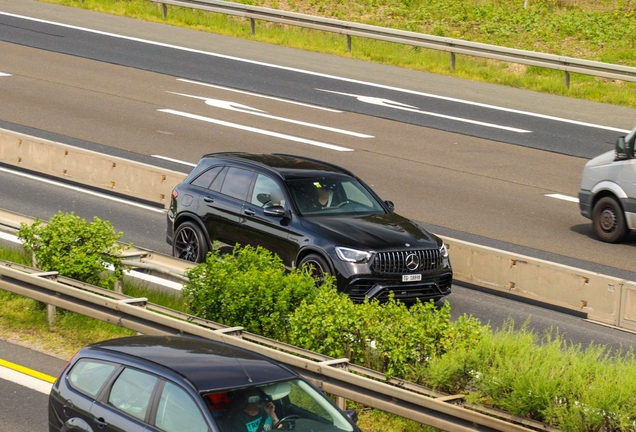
xmin=200 ymin=152 xmax=356 ymax=180
xmin=86 ymin=335 xmax=297 ymax=393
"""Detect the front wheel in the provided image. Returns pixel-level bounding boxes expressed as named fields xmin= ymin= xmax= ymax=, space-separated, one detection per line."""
xmin=299 ymin=254 xmax=330 ymax=287
xmin=173 ymin=221 xmax=209 ymax=263
xmin=592 ymin=197 xmax=628 ymax=243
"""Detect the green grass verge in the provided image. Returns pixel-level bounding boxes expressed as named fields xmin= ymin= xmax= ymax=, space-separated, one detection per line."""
xmin=38 ymin=0 xmax=636 ymax=108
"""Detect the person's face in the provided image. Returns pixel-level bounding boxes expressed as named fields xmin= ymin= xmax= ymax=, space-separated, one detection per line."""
xmin=317 ymin=188 xmax=330 ymax=204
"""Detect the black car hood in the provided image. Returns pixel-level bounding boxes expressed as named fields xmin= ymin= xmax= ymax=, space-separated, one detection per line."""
xmin=299 ymin=212 xmax=440 ymax=250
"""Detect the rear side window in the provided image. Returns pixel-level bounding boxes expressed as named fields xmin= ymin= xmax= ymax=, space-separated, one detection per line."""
xmin=108 ymin=368 xmax=158 ymax=421
xmin=220 ymin=167 xmax=254 ymax=201
xmin=191 ymin=166 xmax=223 ymax=189
xmin=155 ymin=381 xmax=209 ymax=432
xmin=68 ymin=359 xmax=117 ymax=398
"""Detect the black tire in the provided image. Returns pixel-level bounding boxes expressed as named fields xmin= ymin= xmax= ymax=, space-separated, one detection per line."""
xmin=172 ymin=221 xmax=209 ymax=263
xmin=299 ymin=253 xmax=331 ymax=287
xmin=592 ymin=197 xmax=628 ymax=243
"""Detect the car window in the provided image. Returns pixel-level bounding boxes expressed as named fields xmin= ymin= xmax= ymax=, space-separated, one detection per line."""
xmin=250 ymin=174 xmax=286 ymax=208
xmin=341 ymin=181 xmax=375 ymax=207
xmin=191 ymin=166 xmax=223 ymax=189
xmin=155 ymin=381 xmax=209 ymax=432
xmin=220 ymin=167 xmax=254 ymax=201
xmin=288 ymin=177 xmax=384 ymax=216
xmin=68 ymin=359 xmax=118 ymax=398
xmin=210 ymin=166 xmax=228 ymax=192
xmin=108 ymin=368 xmax=158 ymax=421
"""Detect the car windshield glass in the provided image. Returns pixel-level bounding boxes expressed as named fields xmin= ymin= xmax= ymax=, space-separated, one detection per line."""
xmin=206 ymin=379 xmax=354 ymax=432
xmin=287 ymin=177 xmax=385 ymax=216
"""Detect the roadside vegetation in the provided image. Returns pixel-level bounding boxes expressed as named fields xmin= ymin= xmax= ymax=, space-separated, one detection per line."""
xmin=40 ymin=0 xmax=636 ymax=107
xmin=2 ymin=212 xmax=636 ymax=431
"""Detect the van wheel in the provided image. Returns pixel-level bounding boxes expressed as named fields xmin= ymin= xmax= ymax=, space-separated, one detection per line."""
xmin=173 ymin=222 xmax=209 ymax=263
xmin=299 ymin=254 xmax=330 ymax=287
xmin=592 ymin=197 xmax=628 ymax=243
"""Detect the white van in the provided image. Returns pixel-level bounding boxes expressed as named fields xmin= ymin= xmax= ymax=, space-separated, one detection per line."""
xmin=579 ymin=125 xmax=636 ymax=243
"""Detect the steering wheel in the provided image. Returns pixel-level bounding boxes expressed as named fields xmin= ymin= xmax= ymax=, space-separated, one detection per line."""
xmin=331 ymin=200 xmax=350 ymax=209
xmin=273 ymin=415 xmax=300 ymax=429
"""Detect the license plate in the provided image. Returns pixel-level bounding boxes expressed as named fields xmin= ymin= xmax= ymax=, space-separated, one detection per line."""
xmin=402 ymin=274 xmax=422 ymax=282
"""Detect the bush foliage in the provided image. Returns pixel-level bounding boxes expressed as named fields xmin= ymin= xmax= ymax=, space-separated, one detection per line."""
xmin=183 ymin=245 xmax=319 ymax=341
xmin=289 ymin=286 xmax=488 ymax=378
xmin=17 ymin=211 xmax=128 ymax=289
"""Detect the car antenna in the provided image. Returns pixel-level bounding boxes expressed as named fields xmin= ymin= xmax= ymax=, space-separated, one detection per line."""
xmin=225 ymin=339 xmax=253 ymax=383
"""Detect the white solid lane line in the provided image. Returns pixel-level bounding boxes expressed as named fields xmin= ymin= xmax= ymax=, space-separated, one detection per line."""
xmin=0 ymin=11 xmax=627 ymax=134
xmin=545 ymin=193 xmax=579 ymax=203
xmin=0 ymin=167 xmax=166 ymax=214
xmin=177 ymin=79 xmax=342 ymax=113
xmin=168 ymin=92 xmax=374 ymax=138
xmin=0 ymin=366 xmax=53 ymax=395
xmin=151 ymin=155 xmax=197 ymax=167
xmin=158 ymin=109 xmax=354 ymax=152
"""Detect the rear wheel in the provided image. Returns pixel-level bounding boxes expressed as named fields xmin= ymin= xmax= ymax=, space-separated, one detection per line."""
xmin=173 ymin=221 xmax=209 ymax=263
xmin=299 ymin=254 xmax=330 ymax=287
xmin=592 ymin=197 xmax=628 ymax=243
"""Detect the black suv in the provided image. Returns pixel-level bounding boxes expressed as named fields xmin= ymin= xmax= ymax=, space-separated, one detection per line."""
xmin=166 ymin=153 xmax=452 ymax=303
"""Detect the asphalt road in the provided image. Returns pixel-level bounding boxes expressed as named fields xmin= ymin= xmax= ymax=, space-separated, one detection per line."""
xmin=1 ymin=2 xmax=636 ymax=430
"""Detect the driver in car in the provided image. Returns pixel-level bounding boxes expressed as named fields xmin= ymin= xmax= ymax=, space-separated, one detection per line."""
xmin=228 ymin=388 xmax=280 ymax=432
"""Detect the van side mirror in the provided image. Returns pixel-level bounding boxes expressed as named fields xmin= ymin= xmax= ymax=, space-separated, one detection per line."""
xmin=384 ymin=200 xmax=395 ymax=213
xmin=615 ymin=136 xmax=631 ymax=160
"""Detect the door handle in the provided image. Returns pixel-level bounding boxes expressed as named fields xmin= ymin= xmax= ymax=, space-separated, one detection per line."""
xmin=203 ymin=196 xmax=214 ymax=203
xmin=94 ymin=416 xmax=107 ymax=428
xmin=243 ymin=208 xmax=255 ymax=216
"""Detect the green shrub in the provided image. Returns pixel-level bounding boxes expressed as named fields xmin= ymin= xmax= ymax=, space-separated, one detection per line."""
xmin=183 ymin=245 xmax=319 ymax=341
xmin=17 ymin=211 xmax=128 ymax=289
xmin=289 ymin=288 xmax=488 ymax=379
xmin=421 ymin=321 xmax=636 ymax=431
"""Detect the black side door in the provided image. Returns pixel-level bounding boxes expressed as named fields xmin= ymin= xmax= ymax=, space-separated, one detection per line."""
xmin=89 ymin=366 xmax=160 ymax=432
xmin=239 ymin=173 xmax=297 ymax=267
xmin=197 ymin=166 xmax=255 ymax=252
xmin=49 ymin=358 xmax=119 ymax=432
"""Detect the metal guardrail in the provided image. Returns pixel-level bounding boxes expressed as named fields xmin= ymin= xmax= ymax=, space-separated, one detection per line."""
xmin=0 ymin=259 xmax=547 ymax=432
xmin=150 ymin=0 xmax=636 ymax=88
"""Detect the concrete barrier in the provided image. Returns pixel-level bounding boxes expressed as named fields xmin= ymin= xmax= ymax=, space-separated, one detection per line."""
xmin=0 ymin=128 xmax=187 ymax=208
xmin=1 ymin=128 xmax=635 ymax=332
xmin=443 ymin=238 xmax=633 ymax=331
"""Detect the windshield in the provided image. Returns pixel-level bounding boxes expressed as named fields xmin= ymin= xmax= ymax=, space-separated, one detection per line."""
xmin=287 ymin=177 xmax=385 ymax=216
xmin=205 ymin=379 xmax=355 ymax=432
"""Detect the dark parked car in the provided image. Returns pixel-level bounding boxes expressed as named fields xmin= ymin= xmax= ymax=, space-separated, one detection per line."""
xmin=166 ymin=153 xmax=452 ymax=303
xmin=49 ymin=335 xmax=360 ymax=432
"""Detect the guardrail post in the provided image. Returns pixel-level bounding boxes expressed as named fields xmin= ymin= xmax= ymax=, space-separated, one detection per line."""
xmin=114 ymin=279 xmax=123 ymax=294
xmin=250 ymin=18 xmax=255 ymax=36
xmin=564 ymin=71 xmax=571 ymax=89
xmin=450 ymin=52 xmax=456 ymax=71
xmin=162 ymin=3 xmax=168 ymax=19
xmin=47 ymin=304 xmax=56 ymax=326
xmin=347 ymin=35 xmax=352 ymax=53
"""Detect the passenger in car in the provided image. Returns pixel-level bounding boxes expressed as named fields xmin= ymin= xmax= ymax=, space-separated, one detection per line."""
xmin=227 ymin=388 xmax=279 ymax=432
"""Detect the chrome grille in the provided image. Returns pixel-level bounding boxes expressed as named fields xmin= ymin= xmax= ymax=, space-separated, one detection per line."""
xmin=372 ymin=249 xmax=442 ymax=274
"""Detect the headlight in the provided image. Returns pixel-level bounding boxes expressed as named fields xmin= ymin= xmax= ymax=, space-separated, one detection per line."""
xmin=335 ymin=246 xmax=371 ymax=263
xmin=439 ymin=243 xmax=449 ymax=258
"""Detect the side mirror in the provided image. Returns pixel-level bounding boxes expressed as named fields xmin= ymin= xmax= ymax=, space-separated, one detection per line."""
xmin=384 ymin=200 xmax=395 ymax=213
xmin=615 ymin=136 xmax=631 ymax=160
xmin=345 ymin=410 xmax=358 ymax=424
xmin=263 ymin=205 xmax=287 ymax=218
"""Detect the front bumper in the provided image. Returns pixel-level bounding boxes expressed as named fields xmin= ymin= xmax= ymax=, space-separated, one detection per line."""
xmin=578 ymin=189 xmax=592 ymax=219
xmin=331 ymin=253 xmax=453 ymax=303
